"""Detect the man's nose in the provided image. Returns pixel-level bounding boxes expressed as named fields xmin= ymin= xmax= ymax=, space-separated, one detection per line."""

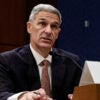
xmin=45 ymin=26 xmax=52 ymax=33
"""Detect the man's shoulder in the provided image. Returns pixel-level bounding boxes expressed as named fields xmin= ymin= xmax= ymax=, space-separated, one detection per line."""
xmin=0 ymin=44 xmax=30 ymax=58
xmin=53 ymin=48 xmax=79 ymax=61
xmin=53 ymin=48 xmax=82 ymax=69
xmin=0 ymin=44 xmax=31 ymax=65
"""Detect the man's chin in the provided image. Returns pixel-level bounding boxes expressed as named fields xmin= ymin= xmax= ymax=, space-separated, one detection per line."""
xmin=40 ymin=44 xmax=52 ymax=49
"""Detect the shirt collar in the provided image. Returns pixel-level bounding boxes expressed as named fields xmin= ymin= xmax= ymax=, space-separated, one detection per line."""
xmin=30 ymin=44 xmax=52 ymax=65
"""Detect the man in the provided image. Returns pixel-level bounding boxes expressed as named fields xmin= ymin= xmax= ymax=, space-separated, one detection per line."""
xmin=0 ymin=4 xmax=82 ymax=100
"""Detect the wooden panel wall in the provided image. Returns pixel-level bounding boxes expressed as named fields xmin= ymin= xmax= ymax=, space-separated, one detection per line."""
xmin=0 ymin=0 xmax=26 ymax=52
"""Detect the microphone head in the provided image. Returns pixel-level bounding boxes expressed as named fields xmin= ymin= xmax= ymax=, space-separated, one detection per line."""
xmin=49 ymin=51 xmax=53 ymax=55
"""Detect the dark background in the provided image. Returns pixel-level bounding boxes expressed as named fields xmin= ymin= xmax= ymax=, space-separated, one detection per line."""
xmin=57 ymin=0 xmax=100 ymax=65
xmin=0 ymin=0 xmax=100 ymax=66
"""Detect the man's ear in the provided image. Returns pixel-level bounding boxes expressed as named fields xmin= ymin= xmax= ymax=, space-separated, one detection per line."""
xmin=27 ymin=22 xmax=32 ymax=34
xmin=56 ymin=28 xmax=61 ymax=39
xmin=58 ymin=28 xmax=61 ymax=33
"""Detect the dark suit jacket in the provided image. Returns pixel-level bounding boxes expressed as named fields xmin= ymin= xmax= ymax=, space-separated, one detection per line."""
xmin=0 ymin=45 xmax=82 ymax=100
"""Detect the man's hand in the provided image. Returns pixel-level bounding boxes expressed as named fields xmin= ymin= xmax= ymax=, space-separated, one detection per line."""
xmin=18 ymin=88 xmax=53 ymax=100
xmin=68 ymin=94 xmax=73 ymax=100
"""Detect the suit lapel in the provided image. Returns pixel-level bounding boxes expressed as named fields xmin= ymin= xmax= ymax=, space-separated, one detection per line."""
xmin=51 ymin=53 xmax=66 ymax=89
xmin=19 ymin=45 xmax=41 ymax=90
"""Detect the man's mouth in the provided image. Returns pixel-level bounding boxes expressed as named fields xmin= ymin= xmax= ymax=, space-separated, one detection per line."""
xmin=42 ymin=37 xmax=51 ymax=40
xmin=41 ymin=37 xmax=52 ymax=43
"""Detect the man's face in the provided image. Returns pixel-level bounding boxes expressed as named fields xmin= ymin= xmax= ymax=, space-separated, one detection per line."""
xmin=27 ymin=11 xmax=61 ymax=51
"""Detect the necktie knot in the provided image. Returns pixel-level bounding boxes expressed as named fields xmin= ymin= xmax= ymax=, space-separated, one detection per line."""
xmin=42 ymin=60 xmax=49 ymax=67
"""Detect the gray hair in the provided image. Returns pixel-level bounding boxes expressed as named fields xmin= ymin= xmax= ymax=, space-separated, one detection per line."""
xmin=29 ymin=4 xmax=62 ymax=24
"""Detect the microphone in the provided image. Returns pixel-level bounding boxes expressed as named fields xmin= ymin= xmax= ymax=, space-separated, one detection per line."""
xmin=49 ymin=51 xmax=53 ymax=55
